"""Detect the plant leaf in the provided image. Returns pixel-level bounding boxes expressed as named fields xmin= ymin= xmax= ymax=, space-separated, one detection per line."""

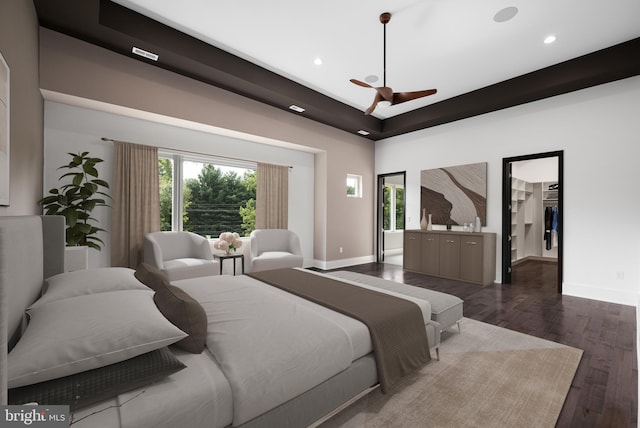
xmin=86 ymin=242 xmax=101 ymax=250
xmin=83 ymin=200 xmax=97 ymax=212
xmin=84 ymin=182 xmax=98 ymax=194
xmin=72 ymin=173 xmax=84 ymax=186
xmin=40 ymin=195 xmax=59 ymax=205
xmin=84 ymin=165 xmax=99 ymax=178
xmin=91 ymin=179 xmax=109 ymax=188
xmin=75 ymin=223 xmax=92 ymax=234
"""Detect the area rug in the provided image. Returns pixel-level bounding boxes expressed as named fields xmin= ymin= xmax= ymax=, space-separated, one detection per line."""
xmin=319 ymin=318 xmax=583 ymax=428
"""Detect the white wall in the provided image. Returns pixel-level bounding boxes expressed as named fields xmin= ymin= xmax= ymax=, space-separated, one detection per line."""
xmin=376 ymin=76 xmax=640 ymax=306
xmin=44 ymin=101 xmax=315 ymax=269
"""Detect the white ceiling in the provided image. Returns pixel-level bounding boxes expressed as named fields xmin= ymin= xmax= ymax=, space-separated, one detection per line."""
xmin=112 ymin=0 xmax=640 ymax=119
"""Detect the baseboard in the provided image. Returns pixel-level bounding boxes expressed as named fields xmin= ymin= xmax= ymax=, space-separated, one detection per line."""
xmin=513 ymin=255 xmax=557 ymax=266
xmin=383 ymin=248 xmax=403 ymax=256
xmin=563 ymin=282 xmax=637 ymax=307
xmin=311 ymin=255 xmax=376 ymax=271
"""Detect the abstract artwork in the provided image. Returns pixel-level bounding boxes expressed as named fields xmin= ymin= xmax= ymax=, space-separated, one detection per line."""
xmin=0 ymin=51 xmax=8 ymax=206
xmin=420 ymin=162 xmax=487 ymax=226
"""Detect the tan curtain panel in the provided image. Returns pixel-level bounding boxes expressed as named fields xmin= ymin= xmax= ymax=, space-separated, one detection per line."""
xmin=111 ymin=141 xmax=160 ymax=268
xmin=256 ymin=162 xmax=289 ymax=229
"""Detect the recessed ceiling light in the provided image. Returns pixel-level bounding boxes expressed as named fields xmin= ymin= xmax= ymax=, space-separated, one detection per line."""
xmin=357 ymin=130 xmax=370 ymax=136
xmin=544 ymin=35 xmax=557 ymax=44
xmin=313 ymin=58 xmax=323 ymax=66
xmin=132 ymin=46 xmax=159 ymax=61
xmin=289 ymin=105 xmax=305 ymax=113
xmin=493 ymin=7 xmax=518 ymax=23
xmin=365 ymin=75 xmax=379 ymax=83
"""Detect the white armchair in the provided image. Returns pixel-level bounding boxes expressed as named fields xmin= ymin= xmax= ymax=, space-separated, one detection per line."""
xmin=143 ymin=231 xmax=220 ymax=281
xmin=249 ymin=229 xmax=303 ymax=272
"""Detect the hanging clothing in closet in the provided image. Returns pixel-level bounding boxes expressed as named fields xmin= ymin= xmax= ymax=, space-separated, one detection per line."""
xmin=544 ymin=205 xmax=558 ymax=250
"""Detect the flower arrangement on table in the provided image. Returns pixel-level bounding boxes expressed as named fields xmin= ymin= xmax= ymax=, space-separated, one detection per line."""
xmin=213 ymin=232 xmax=243 ymax=255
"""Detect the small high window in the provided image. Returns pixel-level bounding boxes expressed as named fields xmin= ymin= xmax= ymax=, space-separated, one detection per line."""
xmin=346 ymin=174 xmax=363 ymax=198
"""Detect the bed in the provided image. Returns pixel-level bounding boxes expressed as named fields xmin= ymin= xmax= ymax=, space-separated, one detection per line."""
xmin=0 ymin=216 xmax=440 ymax=427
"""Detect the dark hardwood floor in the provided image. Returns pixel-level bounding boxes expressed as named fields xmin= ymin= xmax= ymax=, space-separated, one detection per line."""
xmin=327 ymin=259 xmax=638 ymax=428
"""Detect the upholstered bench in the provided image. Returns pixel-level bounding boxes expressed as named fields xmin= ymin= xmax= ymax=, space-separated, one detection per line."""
xmin=328 ymin=271 xmax=464 ymax=334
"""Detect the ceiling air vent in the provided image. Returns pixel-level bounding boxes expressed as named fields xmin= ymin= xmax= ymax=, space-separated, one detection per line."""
xmin=132 ymin=46 xmax=159 ymax=61
xmin=289 ymin=105 xmax=305 ymax=113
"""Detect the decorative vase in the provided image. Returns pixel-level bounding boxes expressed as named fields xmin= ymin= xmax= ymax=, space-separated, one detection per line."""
xmin=420 ymin=209 xmax=428 ymax=230
xmin=427 ymin=213 xmax=433 ymax=230
xmin=474 ymin=216 xmax=481 ymax=232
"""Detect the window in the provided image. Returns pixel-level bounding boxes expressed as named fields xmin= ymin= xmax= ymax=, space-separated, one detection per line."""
xmin=383 ymin=184 xmax=404 ymax=231
xmin=346 ymin=174 xmax=363 ymax=198
xmin=159 ymin=153 xmax=256 ymax=237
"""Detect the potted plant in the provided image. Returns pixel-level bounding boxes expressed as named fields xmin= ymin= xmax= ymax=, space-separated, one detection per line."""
xmin=40 ymin=152 xmax=111 ymax=251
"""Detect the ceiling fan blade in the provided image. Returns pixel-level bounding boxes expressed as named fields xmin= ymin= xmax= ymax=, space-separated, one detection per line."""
xmin=376 ymin=86 xmax=394 ymax=103
xmin=365 ymin=92 xmax=384 ymax=115
xmin=391 ymin=89 xmax=438 ymax=105
xmin=350 ymin=79 xmax=373 ymax=88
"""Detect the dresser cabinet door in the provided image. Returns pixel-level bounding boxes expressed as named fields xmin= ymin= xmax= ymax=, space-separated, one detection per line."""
xmin=439 ymin=235 xmax=460 ymax=279
xmin=460 ymin=236 xmax=484 ymax=284
xmin=420 ymin=233 xmax=440 ymax=275
xmin=403 ymin=231 xmax=422 ymax=272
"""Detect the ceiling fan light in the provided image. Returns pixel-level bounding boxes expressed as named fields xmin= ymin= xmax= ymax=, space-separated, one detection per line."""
xmin=377 ymin=100 xmax=392 ymax=108
xmin=544 ymin=35 xmax=557 ymax=44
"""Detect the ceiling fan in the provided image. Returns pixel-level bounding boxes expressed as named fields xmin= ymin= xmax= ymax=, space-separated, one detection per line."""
xmin=350 ymin=12 xmax=437 ymax=115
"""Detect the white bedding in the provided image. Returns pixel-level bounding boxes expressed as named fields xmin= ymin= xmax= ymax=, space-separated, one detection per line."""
xmin=174 ymin=271 xmax=433 ymax=426
xmin=70 ymin=271 xmax=433 ymax=428
xmin=174 ymin=275 xmax=356 ymax=425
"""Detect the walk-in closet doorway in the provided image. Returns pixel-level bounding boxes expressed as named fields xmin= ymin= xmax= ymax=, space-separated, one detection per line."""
xmin=502 ymin=151 xmax=563 ymax=292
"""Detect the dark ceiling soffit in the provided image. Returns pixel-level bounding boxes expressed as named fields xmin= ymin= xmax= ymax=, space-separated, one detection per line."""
xmin=382 ymin=37 xmax=640 ymax=139
xmin=96 ymin=0 xmax=381 ymax=137
xmin=35 ymin=0 xmax=640 ymax=142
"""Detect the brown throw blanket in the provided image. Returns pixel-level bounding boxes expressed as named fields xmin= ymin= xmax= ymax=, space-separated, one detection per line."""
xmin=248 ymin=268 xmax=431 ymax=393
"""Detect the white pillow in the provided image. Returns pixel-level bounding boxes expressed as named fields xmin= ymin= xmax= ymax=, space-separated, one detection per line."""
xmin=8 ymin=290 xmax=187 ymax=388
xmin=31 ymin=267 xmax=149 ymax=309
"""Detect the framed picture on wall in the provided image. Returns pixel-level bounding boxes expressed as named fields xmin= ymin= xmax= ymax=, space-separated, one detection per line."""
xmin=0 ymin=51 xmax=9 ymax=206
xmin=420 ymin=162 xmax=487 ymax=226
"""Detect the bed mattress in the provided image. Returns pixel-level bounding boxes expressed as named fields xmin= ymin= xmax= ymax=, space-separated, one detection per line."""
xmin=69 ymin=271 xmax=434 ymax=427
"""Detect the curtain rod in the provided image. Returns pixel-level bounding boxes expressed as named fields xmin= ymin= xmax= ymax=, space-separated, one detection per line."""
xmin=101 ymin=137 xmax=292 ymax=169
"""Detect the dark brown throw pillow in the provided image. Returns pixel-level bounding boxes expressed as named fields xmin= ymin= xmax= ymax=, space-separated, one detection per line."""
xmin=134 ymin=263 xmax=168 ymax=291
xmin=135 ymin=263 xmax=207 ymax=354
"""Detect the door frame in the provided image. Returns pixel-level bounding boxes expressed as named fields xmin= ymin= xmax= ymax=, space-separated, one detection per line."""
xmin=502 ymin=151 xmax=563 ymax=292
xmin=376 ymin=171 xmax=406 ymax=263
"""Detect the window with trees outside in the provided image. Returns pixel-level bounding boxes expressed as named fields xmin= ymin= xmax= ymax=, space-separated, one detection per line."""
xmin=347 ymin=174 xmax=363 ymax=198
xmin=159 ymin=153 xmax=256 ymax=237
xmin=383 ymin=184 xmax=404 ymax=231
